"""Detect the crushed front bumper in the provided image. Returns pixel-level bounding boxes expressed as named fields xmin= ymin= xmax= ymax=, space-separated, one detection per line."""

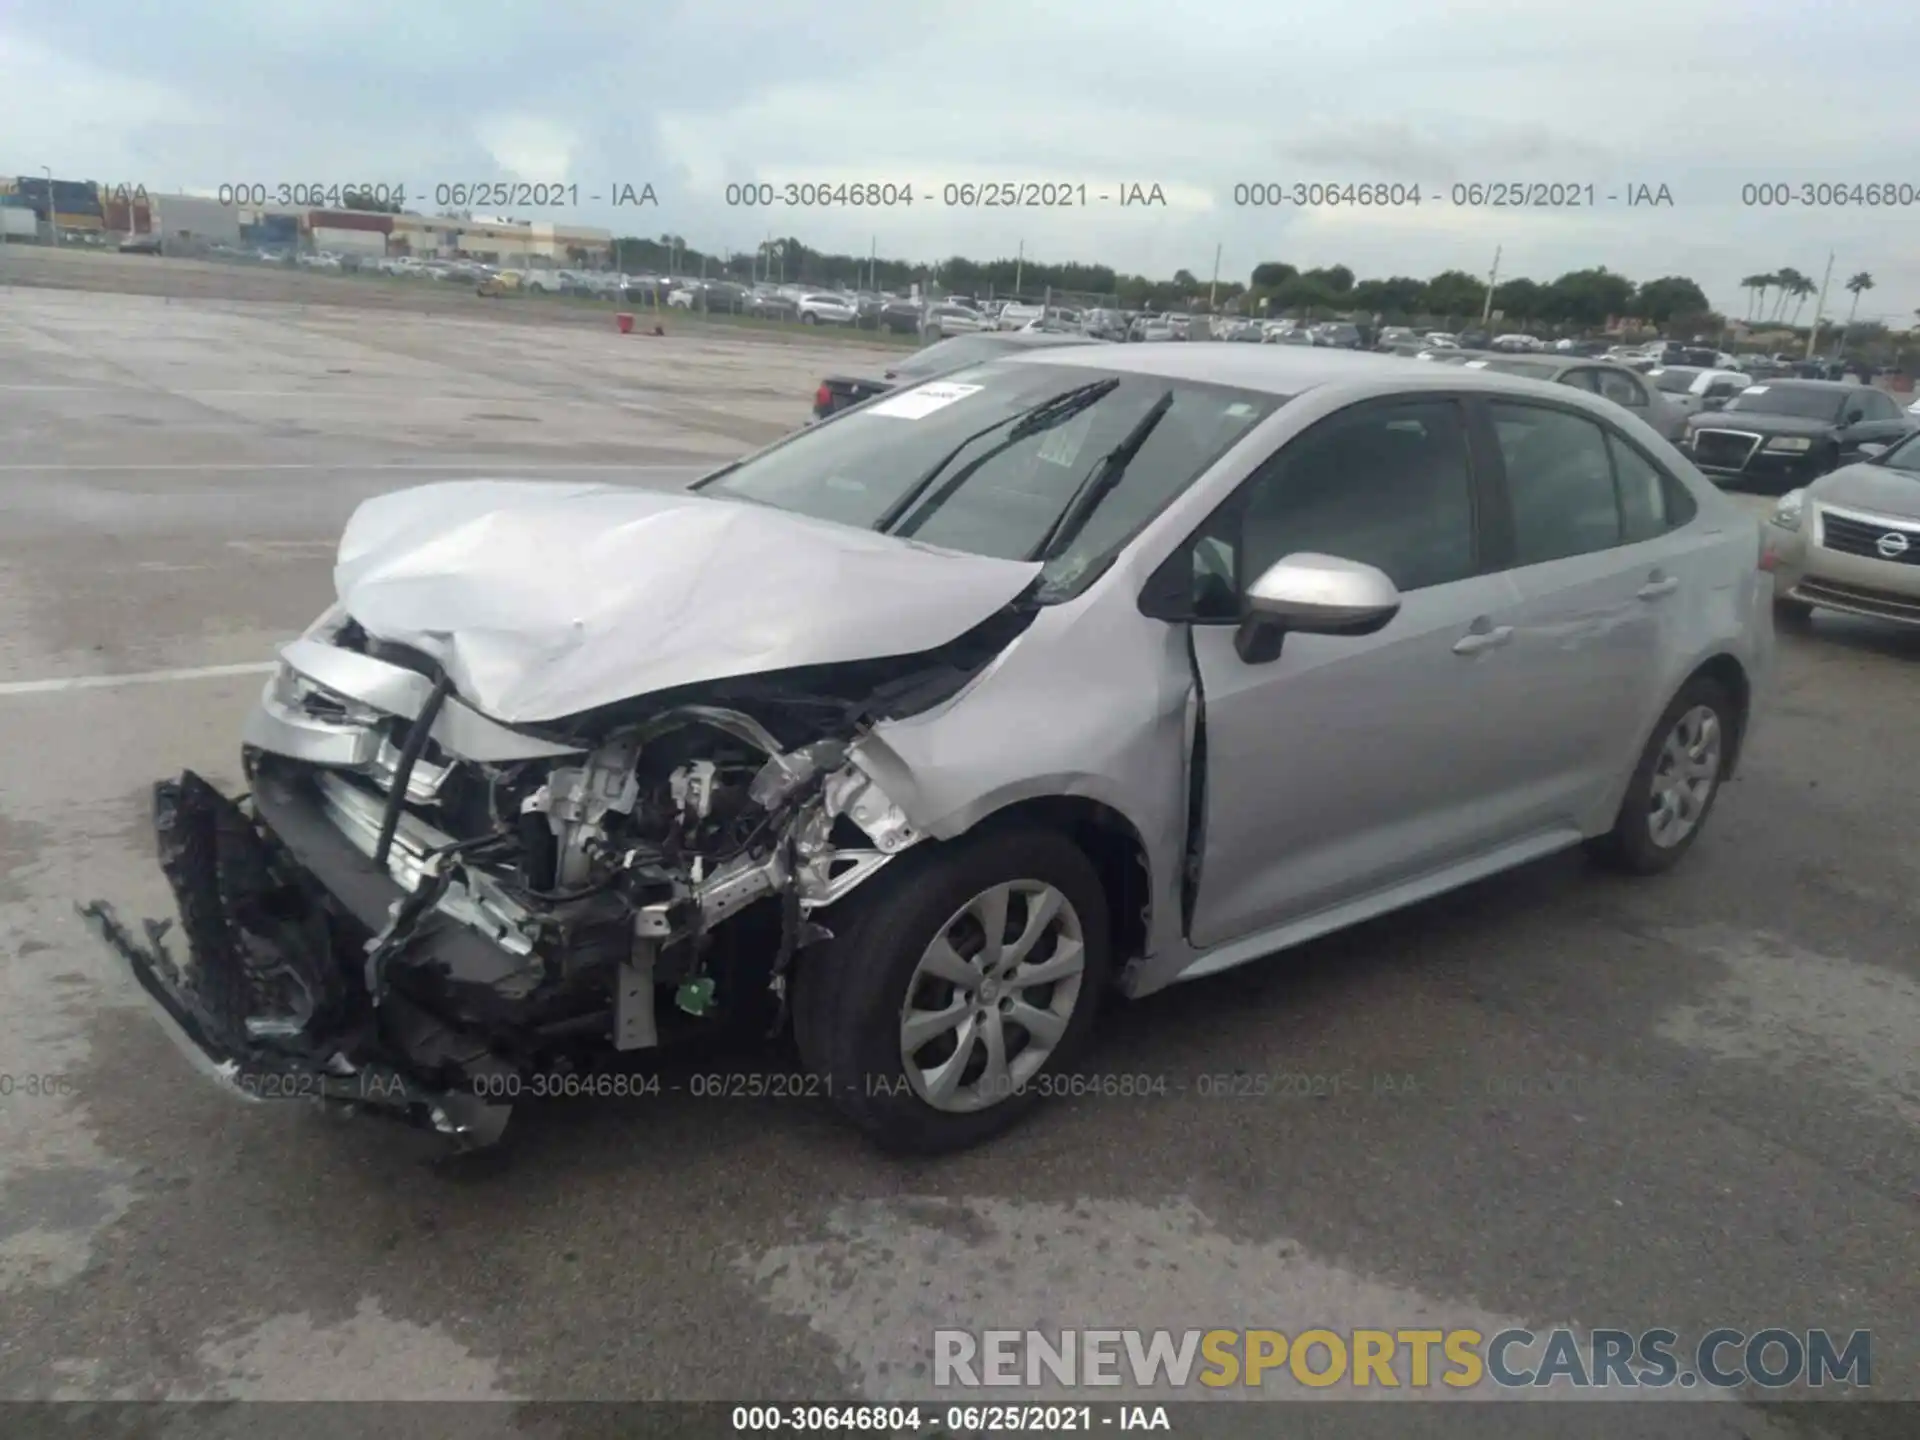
xmin=79 ymin=771 xmax=513 ymax=1147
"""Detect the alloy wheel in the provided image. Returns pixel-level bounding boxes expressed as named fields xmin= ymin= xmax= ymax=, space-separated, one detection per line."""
xmin=1648 ymin=705 xmax=1722 ymax=848
xmin=899 ymin=881 xmax=1087 ymax=1113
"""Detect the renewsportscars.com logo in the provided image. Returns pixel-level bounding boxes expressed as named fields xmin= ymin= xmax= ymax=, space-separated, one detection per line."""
xmin=934 ymin=1327 xmax=1872 ymax=1391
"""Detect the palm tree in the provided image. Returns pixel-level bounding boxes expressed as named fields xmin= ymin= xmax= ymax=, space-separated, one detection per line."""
xmin=1740 ymin=273 xmax=1773 ymax=322
xmin=1769 ymin=268 xmax=1805 ymax=322
xmin=1787 ymin=275 xmax=1817 ymax=327
xmin=1842 ymin=271 xmax=1874 ymax=331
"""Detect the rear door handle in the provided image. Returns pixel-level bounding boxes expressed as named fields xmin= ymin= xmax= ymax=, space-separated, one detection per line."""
xmin=1453 ymin=625 xmax=1513 ymax=655
xmin=1637 ymin=576 xmax=1680 ymax=600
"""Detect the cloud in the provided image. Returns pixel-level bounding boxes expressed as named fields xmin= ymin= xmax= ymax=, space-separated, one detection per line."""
xmin=473 ymin=116 xmax=579 ymax=181
xmin=5 ymin=0 xmax=1920 ymax=322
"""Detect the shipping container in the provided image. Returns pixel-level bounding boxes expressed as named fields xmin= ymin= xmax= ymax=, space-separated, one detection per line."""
xmin=2 ymin=209 xmax=38 ymax=239
xmin=13 ymin=177 xmax=103 ymax=220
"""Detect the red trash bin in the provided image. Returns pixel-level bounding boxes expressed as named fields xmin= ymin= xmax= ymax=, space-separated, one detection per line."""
xmin=616 ymin=312 xmax=634 ymax=334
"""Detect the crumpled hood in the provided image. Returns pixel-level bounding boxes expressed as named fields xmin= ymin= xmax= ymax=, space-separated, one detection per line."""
xmin=334 ymin=480 xmax=1042 ymax=725
xmin=1809 ymin=462 xmax=1920 ymax=519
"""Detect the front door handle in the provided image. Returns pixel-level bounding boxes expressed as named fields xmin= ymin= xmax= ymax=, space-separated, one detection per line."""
xmin=1453 ymin=625 xmax=1513 ymax=655
xmin=1637 ymin=576 xmax=1680 ymax=600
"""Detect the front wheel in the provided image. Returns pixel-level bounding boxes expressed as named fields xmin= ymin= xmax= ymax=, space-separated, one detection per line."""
xmin=1586 ymin=676 xmax=1735 ymax=875
xmin=792 ymin=826 xmax=1110 ymax=1154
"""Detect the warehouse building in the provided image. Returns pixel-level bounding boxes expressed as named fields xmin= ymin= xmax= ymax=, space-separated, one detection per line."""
xmin=149 ymin=193 xmax=242 ymax=246
xmin=388 ymin=213 xmax=611 ymax=266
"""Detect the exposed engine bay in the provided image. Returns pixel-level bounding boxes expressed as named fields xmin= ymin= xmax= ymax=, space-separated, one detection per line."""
xmin=83 ymin=597 xmax=1035 ymax=1147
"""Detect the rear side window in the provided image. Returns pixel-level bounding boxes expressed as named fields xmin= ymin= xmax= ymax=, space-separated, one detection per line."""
xmin=1591 ymin=369 xmax=1648 ymax=407
xmin=1612 ymin=435 xmax=1696 ymax=541
xmin=1489 ymin=403 xmax=1622 ymax=563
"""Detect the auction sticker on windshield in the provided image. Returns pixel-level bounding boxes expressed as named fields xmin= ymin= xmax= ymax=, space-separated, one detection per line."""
xmin=868 ymin=382 xmax=984 ymax=419
xmin=1744 ymin=385 xmax=1769 ymax=394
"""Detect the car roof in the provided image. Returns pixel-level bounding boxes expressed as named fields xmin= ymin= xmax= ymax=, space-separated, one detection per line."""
xmin=1753 ymin=378 xmax=1859 ymax=391
xmin=1002 ymin=341 xmax=1663 ymax=410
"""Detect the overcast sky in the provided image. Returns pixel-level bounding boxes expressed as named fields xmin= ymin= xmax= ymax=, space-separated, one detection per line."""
xmin=6 ymin=0 xmax=1919 ymax=323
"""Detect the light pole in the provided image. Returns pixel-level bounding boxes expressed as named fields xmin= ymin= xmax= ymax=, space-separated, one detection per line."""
xmin=1803 ymin=251 xmax=1835 ymax=362
xmin=43 ymin=166 xmax=58 ymax=246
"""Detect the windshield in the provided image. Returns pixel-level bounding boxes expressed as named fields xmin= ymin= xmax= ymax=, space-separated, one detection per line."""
xmin=1723 ymin=383 xmax=1848 ymax=421
xmin=891 ymin=335 xmax=1017 ymax=379
xmin=1874 ymin=430 xmax=1920 ymax=473
xmin=701 ymin=360 xmax=1282 ymax=599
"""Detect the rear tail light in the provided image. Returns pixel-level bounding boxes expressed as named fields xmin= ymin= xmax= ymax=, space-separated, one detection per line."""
xmin=814 ymin=384 xmax=832 ymax=411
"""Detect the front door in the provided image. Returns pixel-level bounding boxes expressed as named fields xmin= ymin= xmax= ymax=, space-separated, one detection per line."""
xmin=1183 ymin=396 xmax=1529 ymax=950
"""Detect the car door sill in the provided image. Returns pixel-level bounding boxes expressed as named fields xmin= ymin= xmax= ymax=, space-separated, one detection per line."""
xmin=1172 ymin=827 xmax=1586 ymax=985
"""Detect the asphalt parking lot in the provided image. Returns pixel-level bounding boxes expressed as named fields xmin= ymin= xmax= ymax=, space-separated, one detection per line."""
xmin=2 ymin=283 xmax=1918 ymax=1439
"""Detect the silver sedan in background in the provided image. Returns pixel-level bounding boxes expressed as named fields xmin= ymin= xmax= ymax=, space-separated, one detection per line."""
xmin=1460 ymin=353 xmax=1689 ymax=441
xmin=88 ymin=347 xmax=1772 ymax=1158
xmin=1764 ymin=426 xmax=1920 ymax=627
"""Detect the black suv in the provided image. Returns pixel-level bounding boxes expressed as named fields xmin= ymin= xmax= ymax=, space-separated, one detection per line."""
xmin=1683 ymin=380 xmax=1916 ymax=492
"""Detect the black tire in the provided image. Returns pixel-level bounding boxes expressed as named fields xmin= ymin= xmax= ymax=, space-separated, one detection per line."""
xmin=1586 ymin=675 xmax=1736 ymax=875
xmin=791 ymin=825 xmax=1110 ymax=1154
xmin=1774 ymin=595 xmax=1814 ymax=625
xmin=801 ymin=311 xmax=818 ymax=325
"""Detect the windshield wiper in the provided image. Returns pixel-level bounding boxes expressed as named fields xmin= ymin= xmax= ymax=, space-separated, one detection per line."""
xmin=1028 ymin=389 xmax=1176 ymax=563
xmin=873 ymin=378 xmax=1121 ymax=534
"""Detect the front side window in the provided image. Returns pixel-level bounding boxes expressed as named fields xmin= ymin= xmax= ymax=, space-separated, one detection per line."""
xmin=1183 ymin=400 xmax=1478 ymax=617
xmin=1489 ymin=402 xmax=1621 ymax=563
xmin=701 ymin=361 xmax=1281 ymax=600
xmin=1859 ymin=390 xmax=1900 ymax=422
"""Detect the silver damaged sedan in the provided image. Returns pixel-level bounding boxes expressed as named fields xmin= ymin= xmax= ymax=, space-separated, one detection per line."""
xmin=84 ymin=347 xmax=1775 ymax=1154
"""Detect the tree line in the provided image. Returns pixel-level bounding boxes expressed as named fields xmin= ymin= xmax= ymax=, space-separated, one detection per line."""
xmin=604 ymin=233 xmax=1742 ymax=331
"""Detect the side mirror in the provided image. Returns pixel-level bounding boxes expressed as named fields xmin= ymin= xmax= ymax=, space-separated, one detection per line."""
xmin=1235 ymin=554 xmax=1402 ymax=663
xmin=1843 ymin=409 xmax=1865 ymax=425
xmin=1857 ymin=442 xmax=1888 ymax=459
xmin=1703 ymin=396 xmax=1727 ymax=410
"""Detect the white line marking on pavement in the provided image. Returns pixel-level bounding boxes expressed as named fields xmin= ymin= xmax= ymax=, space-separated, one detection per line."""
xmin=0 ymin=662 xmax=278 ymax=696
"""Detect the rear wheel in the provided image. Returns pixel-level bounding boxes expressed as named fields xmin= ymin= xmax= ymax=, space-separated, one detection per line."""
xmin=792 ymin=826 xmax=1110 ymax=1154
xmin=1586 ymin=676 xmax=1735 ymax=875
xmin=801 ymin=311 xmax=818 ymax=325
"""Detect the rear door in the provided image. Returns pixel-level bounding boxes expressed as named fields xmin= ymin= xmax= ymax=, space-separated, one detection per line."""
xmin=1181 ymin=396 xmax=1530 ymax=948
xmin=1471 ymin=397 xmax=1696 ymax=828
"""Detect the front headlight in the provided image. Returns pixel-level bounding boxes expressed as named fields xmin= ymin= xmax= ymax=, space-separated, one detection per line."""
xmin=1770 ymin=490 xmax=1806 ymax=531
xmin=1764 ymin=436 xmax=1813 ymax=453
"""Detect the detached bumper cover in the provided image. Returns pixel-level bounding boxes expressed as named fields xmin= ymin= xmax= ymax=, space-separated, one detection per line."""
xmin=79 ymin=771 xmax=511 ymax=1146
